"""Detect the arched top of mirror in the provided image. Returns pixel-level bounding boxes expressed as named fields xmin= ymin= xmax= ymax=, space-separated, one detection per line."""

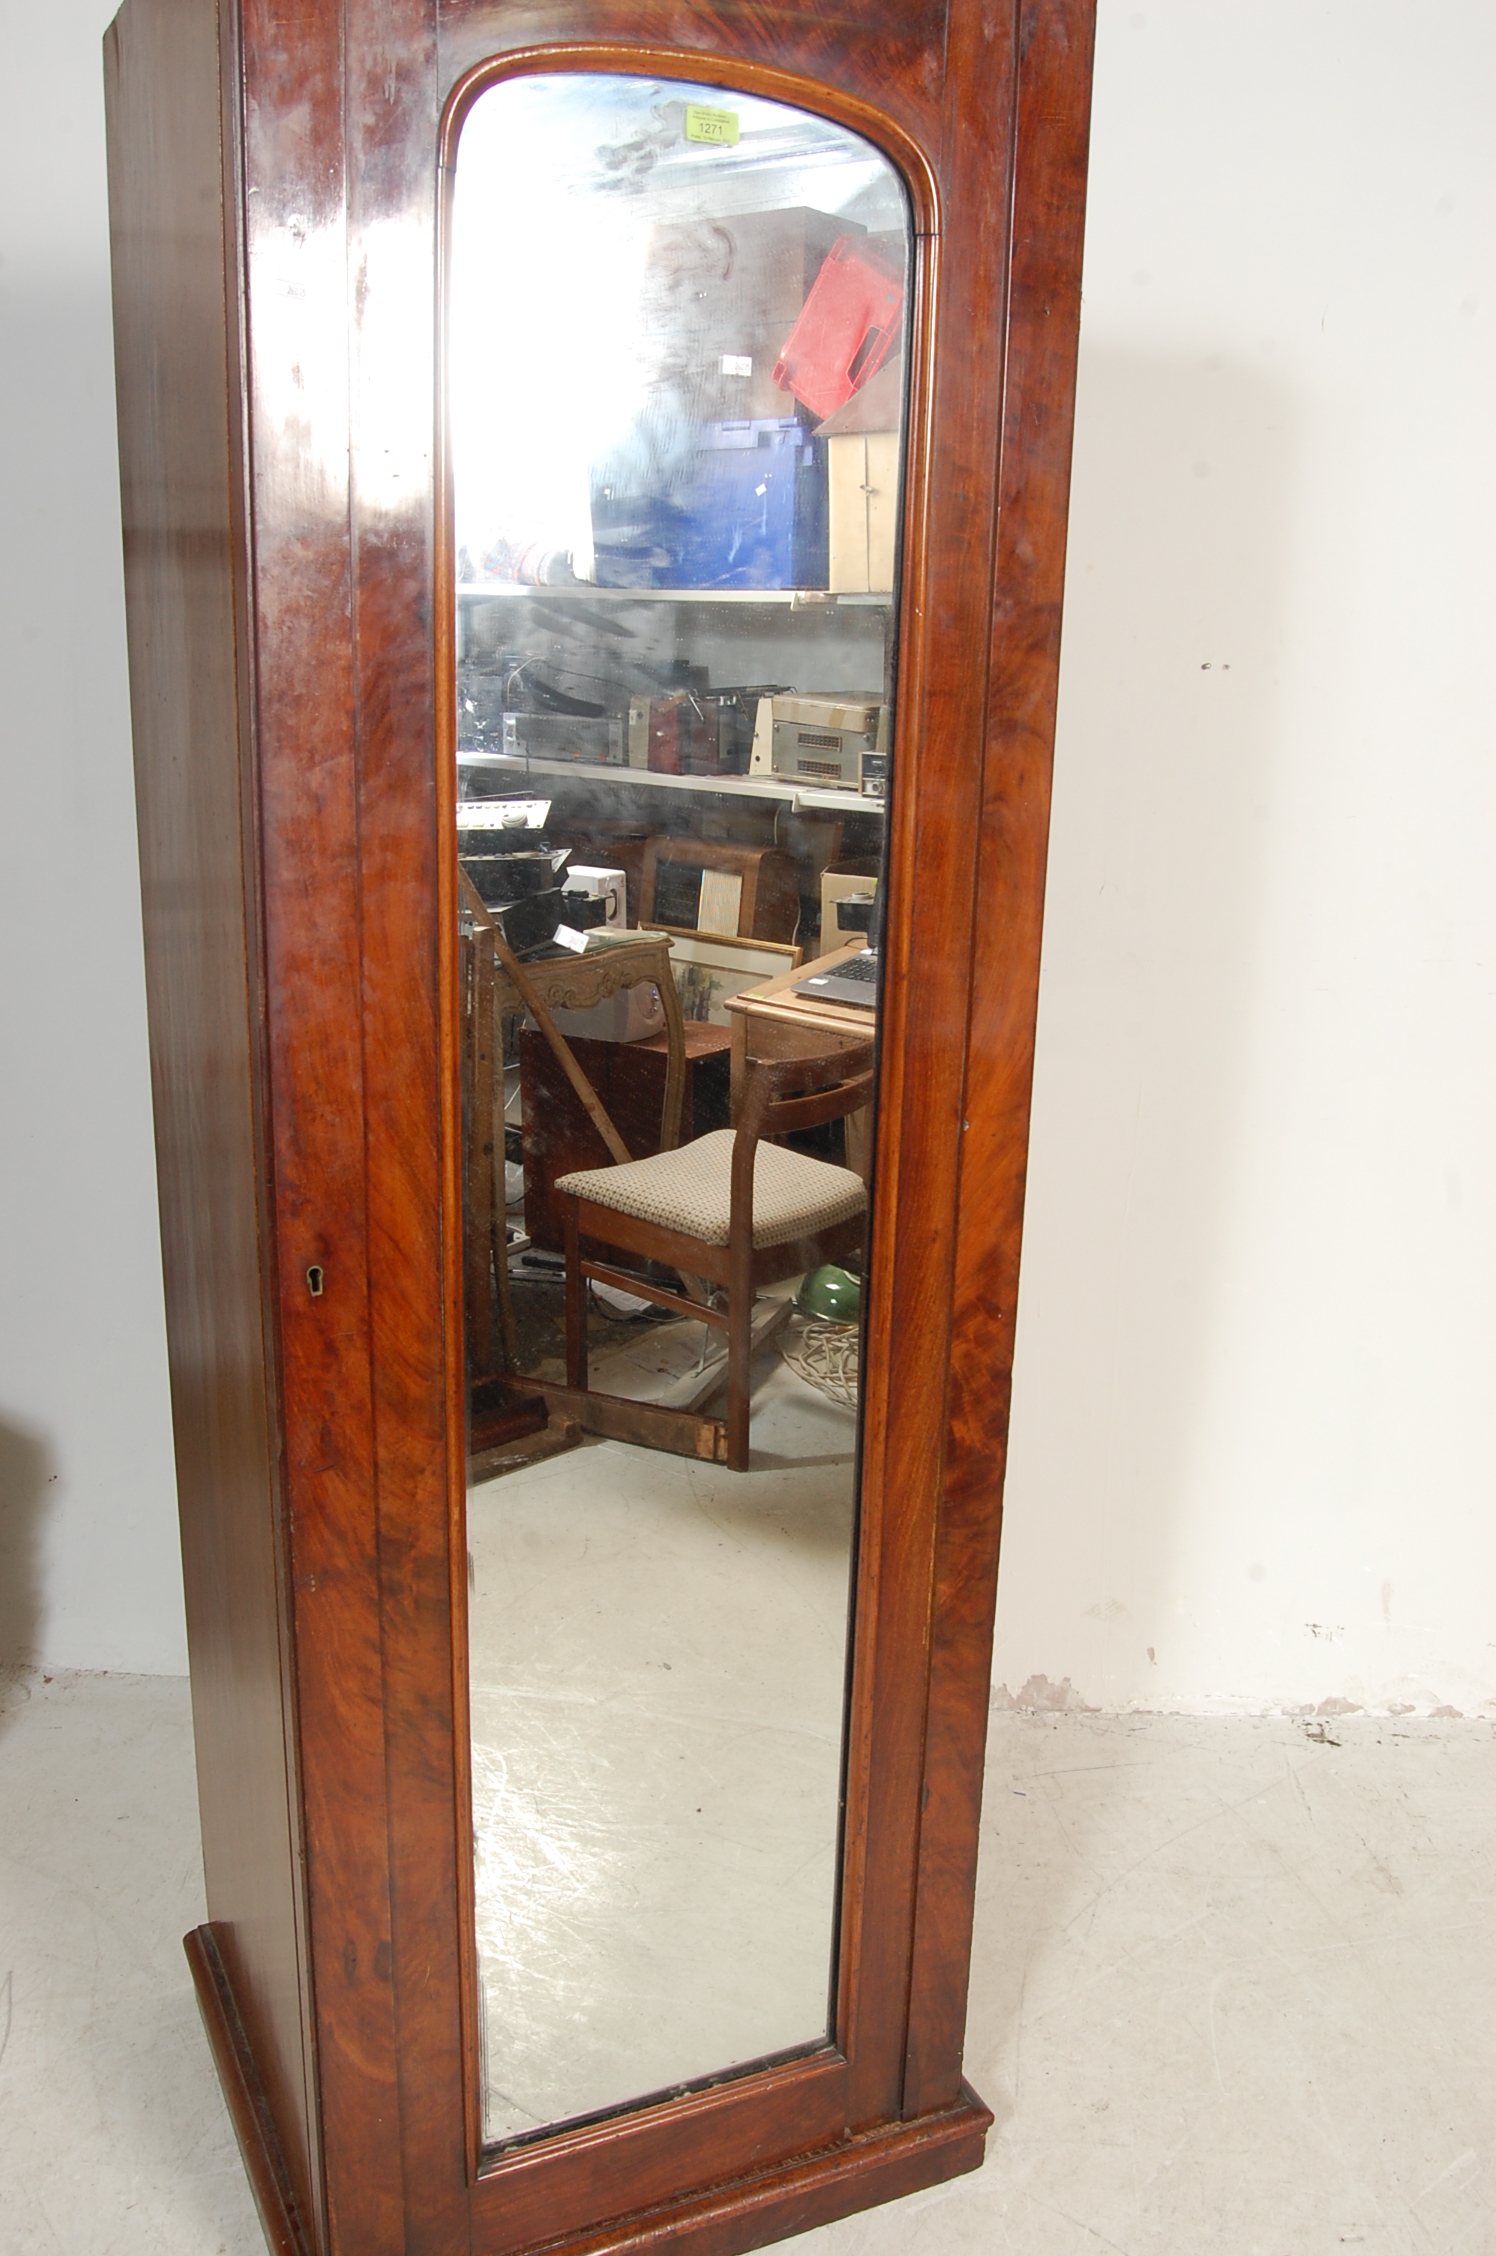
xmin=447 ymin=71 xmax=913 ymax=591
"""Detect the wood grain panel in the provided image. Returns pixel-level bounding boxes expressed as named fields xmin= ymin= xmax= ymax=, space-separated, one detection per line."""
xmin=438 ymin=0 xmax=948 ymax=150
xmin=104 ymin=0 xmax=320 ymax=2237
xmin=187 ymin=1924 xmax=318 ymax=2256
xmin=476 ymin=2087 xmax=989 ymax=2256
xmin=901 ymin=0 xmax=1098 ymax=2118
xmin=833 ymin=0 xmax=1022 ymax=2138
xmin=473 ymin=2052 xmax=847 ymax=2256
xmin=436 ymin=4 xmax=946 ymax=192
xmin=237 ymin=0 xmax=405 ymax=2246
xmin=345 ymin=4 xmax=474 ymax=2248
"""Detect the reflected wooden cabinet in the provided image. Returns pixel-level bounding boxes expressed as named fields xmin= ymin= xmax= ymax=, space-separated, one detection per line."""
xmin=105 ymin=1 xmax=1094 ymax=2251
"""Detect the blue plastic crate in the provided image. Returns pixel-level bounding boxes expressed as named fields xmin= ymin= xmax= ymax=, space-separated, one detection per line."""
xmin=592 ymin=417 xmax=827 ymax=591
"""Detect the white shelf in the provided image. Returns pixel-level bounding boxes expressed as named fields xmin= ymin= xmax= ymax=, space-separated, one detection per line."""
xmin=456 ymin=582 xmax=892 ymax=608
xmin=456 ymin=748 xmax=883 ymax=818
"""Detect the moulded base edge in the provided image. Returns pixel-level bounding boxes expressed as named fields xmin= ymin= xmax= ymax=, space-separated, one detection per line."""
xmin=185 ymin=1924 xmax=315 ymax=2256
xmin=535 ymin=2086 xmax=992 ymax=2256
xmin=188 ymin=1916 xmax=992 ymax=2256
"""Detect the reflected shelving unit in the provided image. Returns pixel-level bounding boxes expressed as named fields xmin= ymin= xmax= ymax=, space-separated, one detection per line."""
xmin=458 ymin=749 xmax=885 ymax=817
xmin=456 ymin=576 xmax=894 ymax=921
xmin=456 ymin=584 xmax=894 ymax=604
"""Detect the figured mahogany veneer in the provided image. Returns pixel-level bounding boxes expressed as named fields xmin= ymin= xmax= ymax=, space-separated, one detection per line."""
xmin=106 ymin=2 xmax=1096 ymax=2252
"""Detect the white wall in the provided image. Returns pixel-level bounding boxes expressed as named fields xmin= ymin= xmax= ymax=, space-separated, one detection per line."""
xmin=994 ymin=0 xmax=1496 ymax=1716
xmin=0 ymin=3 xmax=1489 ymax=1705
xmin=0 ymin=0 xmax=185 ymax=1673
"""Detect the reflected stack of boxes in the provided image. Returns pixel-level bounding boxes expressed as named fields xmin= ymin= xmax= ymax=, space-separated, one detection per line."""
xmin=591 ymin=211 xmax=905 ymax=598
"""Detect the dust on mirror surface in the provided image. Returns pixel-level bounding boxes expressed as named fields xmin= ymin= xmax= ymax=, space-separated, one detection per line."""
xmin=448 ymin=69 xmax=910 ymax=2151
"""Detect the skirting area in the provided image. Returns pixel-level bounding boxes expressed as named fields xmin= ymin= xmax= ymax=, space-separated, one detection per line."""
xmin=0 ymin=1670 xmax=1490 ymax=2254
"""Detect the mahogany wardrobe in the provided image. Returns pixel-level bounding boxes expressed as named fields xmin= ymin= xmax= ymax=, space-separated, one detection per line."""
xmin=105 ymin=2 xmax=1095 ymax=2252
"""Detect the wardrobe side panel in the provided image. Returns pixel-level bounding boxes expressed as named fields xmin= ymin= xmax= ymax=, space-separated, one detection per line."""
xmin=903 ymin=0 xmax=1098 ymax=2115
xmin=104 ymin=0 xmax=319 ymax=2235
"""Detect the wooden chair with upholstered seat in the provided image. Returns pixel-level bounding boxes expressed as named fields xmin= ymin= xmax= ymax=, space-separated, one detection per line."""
xmin=555 ymin=1042 xmax=875 ymax=1471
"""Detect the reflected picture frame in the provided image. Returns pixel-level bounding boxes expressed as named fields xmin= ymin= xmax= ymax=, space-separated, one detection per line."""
xmin=645 ymin=927 xmax=802 ymax=1025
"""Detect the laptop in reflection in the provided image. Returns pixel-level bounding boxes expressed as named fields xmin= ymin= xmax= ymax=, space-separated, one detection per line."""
xmin=792 ymin=946 xmax=878 ymax=1008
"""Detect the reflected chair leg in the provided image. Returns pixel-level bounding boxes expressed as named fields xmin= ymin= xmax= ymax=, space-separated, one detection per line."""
xmin=726 ymin=1283 xmax=751 ymax=1472
xmin=564 ymin=1203 xmax=587 ymax=1391
xmin=493 ymin=1210 xmax=518 ymax=1372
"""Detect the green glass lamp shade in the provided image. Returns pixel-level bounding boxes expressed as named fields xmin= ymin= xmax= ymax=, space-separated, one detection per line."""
xmin=796 ymin=1265 xmax=861 ymax=1322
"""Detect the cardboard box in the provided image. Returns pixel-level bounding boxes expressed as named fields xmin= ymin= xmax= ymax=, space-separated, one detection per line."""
xmin=641 ymin=207 xmax=852 ymax=423
xmin=819 ymin=864 xmax=880 ymax=958
xmin=818 ymin=358 xmax=903 ymax=594
xmin=827 ymin=432 xmax=900 ymax=593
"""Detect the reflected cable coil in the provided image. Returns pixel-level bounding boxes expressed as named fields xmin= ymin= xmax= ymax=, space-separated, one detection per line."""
xmin=779 ymin=1315 xmax=859 ymax=1406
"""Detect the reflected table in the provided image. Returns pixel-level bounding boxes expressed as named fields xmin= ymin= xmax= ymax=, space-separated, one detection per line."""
xmin=724 ymin=938 xmax=876 ymax=1178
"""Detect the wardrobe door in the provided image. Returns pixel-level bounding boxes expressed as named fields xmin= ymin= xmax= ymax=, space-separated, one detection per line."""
xmin=110 ymin=0 xmax=1093 ymax=2248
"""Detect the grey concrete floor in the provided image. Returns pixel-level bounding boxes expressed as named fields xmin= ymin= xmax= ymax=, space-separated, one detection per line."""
xmin=1 ymin=1669 xmax=1491 ymax=2255
xmin=468 ymin=1410 xmax=857 ymax=2144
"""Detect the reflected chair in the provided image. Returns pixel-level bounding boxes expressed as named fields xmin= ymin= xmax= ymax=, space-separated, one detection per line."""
xmin=555 ymin=1042 xmax=875 ymax=1470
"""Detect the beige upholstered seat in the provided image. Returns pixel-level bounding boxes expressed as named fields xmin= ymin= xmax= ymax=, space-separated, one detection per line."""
xmin=555 ymin=1130 xmax=865 ymax=1251
xmin=558 ymin=1041 xmax=875 ymax=1471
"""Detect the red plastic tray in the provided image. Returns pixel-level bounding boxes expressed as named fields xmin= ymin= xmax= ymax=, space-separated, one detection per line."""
xmin=773 ymin=235 xmax=905 ymax=421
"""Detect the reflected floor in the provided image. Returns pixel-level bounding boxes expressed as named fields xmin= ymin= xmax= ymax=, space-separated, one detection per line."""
xmin=468 ymin=1356 xmax=858 ymax=2148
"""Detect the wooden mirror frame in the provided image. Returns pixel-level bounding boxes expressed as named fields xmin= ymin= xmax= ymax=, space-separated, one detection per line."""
xmin=106 ymin=2 xmax=1095 ymax=2252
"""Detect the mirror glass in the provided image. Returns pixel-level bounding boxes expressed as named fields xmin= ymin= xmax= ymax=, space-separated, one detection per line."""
xmin=449 ymin=69 xmax=910 ymax=2151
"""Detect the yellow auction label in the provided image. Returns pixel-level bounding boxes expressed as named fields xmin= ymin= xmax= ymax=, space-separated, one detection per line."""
xmin=685 ymin=105 xmax=739 ymax=146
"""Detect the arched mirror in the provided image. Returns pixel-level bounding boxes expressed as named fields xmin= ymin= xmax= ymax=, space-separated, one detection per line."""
xmin=447 ymin=70 xmax=911 ymax=2153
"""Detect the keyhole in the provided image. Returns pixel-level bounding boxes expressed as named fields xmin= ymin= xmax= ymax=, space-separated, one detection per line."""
xmin=306 ymin=1265 xmax=325 ymax=1298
